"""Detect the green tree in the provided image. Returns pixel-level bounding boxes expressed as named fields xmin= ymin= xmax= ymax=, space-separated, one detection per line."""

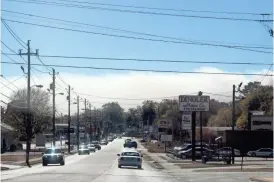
xmin=236 ymin=83 xmax=273 ymax=127
xmin=101 ymin=102 xmax=125 ymax=124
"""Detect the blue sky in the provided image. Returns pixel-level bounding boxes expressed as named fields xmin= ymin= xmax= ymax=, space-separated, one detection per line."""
xmin=1 ymin=0 xmax=273 ymax=77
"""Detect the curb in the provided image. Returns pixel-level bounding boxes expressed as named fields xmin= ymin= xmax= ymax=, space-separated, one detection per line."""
xmin=250 ymin=177 xmax=273 ymax=182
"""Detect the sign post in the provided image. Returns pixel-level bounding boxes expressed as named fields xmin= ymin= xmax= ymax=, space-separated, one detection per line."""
xmin=179 ymin=95 xmax=210 ymax=162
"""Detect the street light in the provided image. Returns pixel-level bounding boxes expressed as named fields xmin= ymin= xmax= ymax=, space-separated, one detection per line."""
xmin=31 ymin=85 xmax=43 ymax=88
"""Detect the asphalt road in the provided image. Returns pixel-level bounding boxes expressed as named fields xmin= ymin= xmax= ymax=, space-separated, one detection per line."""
xmin=2 ymin=139 xmax=272 ymax=182
xmin=1 ymin=139 xmax=174 ymax=182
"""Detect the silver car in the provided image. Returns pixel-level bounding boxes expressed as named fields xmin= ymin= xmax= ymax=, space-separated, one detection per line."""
xmin=117 ymin=148 xmax=143 ymax=169
xmin=247 ymin=148 xmax=273 ymax=157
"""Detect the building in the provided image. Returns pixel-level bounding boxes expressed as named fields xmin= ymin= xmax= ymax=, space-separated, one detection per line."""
xmin=1 ymin=122 xmax=15 ymax=151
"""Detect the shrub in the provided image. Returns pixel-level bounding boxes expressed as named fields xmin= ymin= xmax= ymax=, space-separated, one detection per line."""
xmin=10 ymin=144 xmax=17 ymax=152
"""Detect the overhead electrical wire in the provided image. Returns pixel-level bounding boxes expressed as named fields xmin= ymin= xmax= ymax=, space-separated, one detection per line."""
xmin=259 ymin=64 xmax=273 ymax=83
xmin=1 ymin=18 xmax=27 ymax=49
xmin=0 ymin=75 xmax=21 ymax=90
xmin=53 ymin=0 xmax=272 ymax=16
xmin=12 ymin=54 xmax=271 ymax=66
xmin=2 ymin=61 xmax=273 ymax=76
xmin=2 ymin=10 xmax=272 ymax=50
xmin=6 ymin=0 xmax=273 ymax=22
xmin=3 ymin=19 xmax=273 ymax=54
xmin=0 ymin=81 xmax=17 ymax=93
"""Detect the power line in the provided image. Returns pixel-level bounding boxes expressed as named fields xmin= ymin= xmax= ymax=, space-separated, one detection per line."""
xmin=15 ymin=54 xmax=272 ymax=66
xmin=2 ymin=10 xmax=273 ymax=50
xmin=2 ymin=61 xmax=273 ymax=76
xmin=0 ymin=93 xmax=13 ymax=100
xmin=3 ymin=19 xmax=273 ymax=54
xmin=1 ymin=41 xmax=49 ymax=73
xmin=259 ymin=64 xmax=273 ymax=83
xmin=1 ymin=18 xmax=27 ymax=49
xmin=0 ymin=75 xmax=22 ymax=90
xmin=53 ymin=0 xmax=272 ymax=16
xmin=36 ymin=56 xmax=52 ymax=72
xmin=0 ymin=81 xmax=17 ymax=93
xmin=6 ymin=0 xmax=273 ymax=22
xmin=203 ymin=92 xmax=232 ymax=98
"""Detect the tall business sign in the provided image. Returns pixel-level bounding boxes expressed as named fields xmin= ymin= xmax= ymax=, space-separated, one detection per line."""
xmin=179 ymin=95 xmax=210 ymax=162
xmin=179 ymin=95 xmax=210 ymax=112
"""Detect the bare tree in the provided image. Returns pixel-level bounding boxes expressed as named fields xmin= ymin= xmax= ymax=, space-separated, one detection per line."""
xmin=4 ymin=88 xmax=51 ymax=167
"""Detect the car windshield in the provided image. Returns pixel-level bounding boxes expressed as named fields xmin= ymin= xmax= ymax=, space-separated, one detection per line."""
xmin=121 ymin=152 xmax=140 ymax=156
xmin=80 ymin=145 xmax=88 ymax=149
xmin=45 ymin=149 xmax=61 ymax=154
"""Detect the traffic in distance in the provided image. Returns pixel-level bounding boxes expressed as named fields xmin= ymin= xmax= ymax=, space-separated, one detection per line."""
xmin=40 ymin=133 xmax=143 ymax=169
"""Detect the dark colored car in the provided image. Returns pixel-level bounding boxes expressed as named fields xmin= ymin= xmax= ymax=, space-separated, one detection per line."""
xmin=42 ymin=148 xmax=65 ymax=166
xmin=92 ymin=144 xmax=101 ymax=150
xmin=124 ymin=140 xmax=137 ymax=148
xmin=100 ymin=140 xmax=108 ymax=145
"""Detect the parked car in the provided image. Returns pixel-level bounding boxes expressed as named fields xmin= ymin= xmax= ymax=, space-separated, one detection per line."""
xmin=42 ymin=148 xmax=65 ymax=166
xmin=247 ymin=148 xmax=273 ymax=158
xmin=178 ymin=147 xmax=215 ymax=159
xmin=215 ymin=147 xmax=241 ymax=157
xmin=117 ymin=148 xmax=142 ymax=169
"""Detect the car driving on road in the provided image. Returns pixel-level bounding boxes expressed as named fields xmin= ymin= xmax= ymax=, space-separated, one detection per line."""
xmin=117 ymin=148 xmax=143 ymax=169
xmin=42 ymin=148 xmax=65 ymax=166
xmin=88 ymin=144 xmax=96 ymax=152
xmin=124 ymin=140 xmax=137 ymax=148
xmin=78 ymin=145 xmax=90 ymax=155
xmin=100 ymin=140 xmax=108 ymax=145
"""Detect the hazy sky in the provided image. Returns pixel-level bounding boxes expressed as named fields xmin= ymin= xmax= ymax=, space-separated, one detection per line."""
xmin=1 ymin=0 xmax=273 ymax=114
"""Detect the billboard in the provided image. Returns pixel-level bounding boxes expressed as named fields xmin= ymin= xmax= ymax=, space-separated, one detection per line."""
xmin=179 ymin=95 xmax=210 ymax=112
xmin=251 ymin=115 xmax=273 ymax=131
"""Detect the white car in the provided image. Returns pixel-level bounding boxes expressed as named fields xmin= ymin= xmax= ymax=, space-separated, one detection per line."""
xmin=247 ymin=148 xmax=273 ymax=157
xmin=117 ymin=148 xmax=142 ymax=169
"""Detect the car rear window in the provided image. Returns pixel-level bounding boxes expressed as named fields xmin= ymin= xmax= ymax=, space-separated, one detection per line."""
xmin=45 ymin=149 xmax=61 ymax=154
xmin=121 ymin=152 xmax=140 ymax=156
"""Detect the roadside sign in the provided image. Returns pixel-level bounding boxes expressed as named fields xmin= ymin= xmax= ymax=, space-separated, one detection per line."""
xmin=36 ymin=134 xmax=45 ymax=147
xmin=179 ymin=95 xmax=210 ymax=112
xmin=158 ymin=118 xmax=172 ymax=128
xmin=160 ymin=135 xmax=172 ymax=142
xmin=181 ymin=112 xmax=192 ymax=130
xmin=251 ymin=115 xmax=273 ymax=131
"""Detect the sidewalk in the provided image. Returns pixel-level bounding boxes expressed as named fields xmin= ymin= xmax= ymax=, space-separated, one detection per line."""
xmin=250 ymin=177 xmax=273 ymax=182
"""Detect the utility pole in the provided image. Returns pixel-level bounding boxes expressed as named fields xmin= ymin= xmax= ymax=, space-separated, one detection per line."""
xmin=19 ymin=40 xmax=38 ymax=167
xmin=89 ymin=103 xmax=92 ymax=143
xmin=191 ymin=111 xmax=196 ymax=162
xmin=52 ymin=68 xmax=56 ymax=147
xmin=232 ymin=85 xmax=236 ymax=164
xmin=76 ymin=96 xmax=80 ymax=150
xmin=67 ymin=85 xmax=71 ymax=153
xmin=198 ymin=91 xmax=203 ymax=156
xmin=84 ymin=98 xmax=87 ymax=144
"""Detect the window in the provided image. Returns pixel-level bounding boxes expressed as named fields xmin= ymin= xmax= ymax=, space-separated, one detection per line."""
xmin=121 ymin=152 xmax=140 ymax=156
xmin=45 ymin=149 xmax=61 ymax=154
